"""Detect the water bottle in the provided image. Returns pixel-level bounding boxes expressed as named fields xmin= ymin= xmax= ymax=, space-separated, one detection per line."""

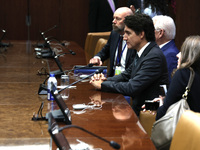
xmin=47 ymin=74 xmax=57 ymax=100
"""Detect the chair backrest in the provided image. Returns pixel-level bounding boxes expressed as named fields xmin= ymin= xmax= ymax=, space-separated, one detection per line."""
xmin=94 ymin=38 xmax=109 ymax=66
xmin=170 ymin=110 xmax=200 ymax=150
xmin=139 ymin=110 xmax=156 ymax=137
xmin=84 ymin=32 xmax=110 ymax=63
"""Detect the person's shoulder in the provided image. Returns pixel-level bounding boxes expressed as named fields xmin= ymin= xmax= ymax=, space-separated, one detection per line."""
xmin=149 ymin=42 xmax=163 ymax=54
xmin=174 ymin=68 xmax=190 ymax=79
xmin=111 ymin=30 xmax=119 ymax=36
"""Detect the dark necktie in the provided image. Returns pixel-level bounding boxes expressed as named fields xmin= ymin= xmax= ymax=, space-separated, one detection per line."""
xmin=116 ymin=36 xmax=123 ymax=66
xmin=134 ymin=54 xmax=139 ymax=66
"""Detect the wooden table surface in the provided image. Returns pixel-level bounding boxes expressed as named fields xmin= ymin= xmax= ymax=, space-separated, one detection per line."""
xmin=0 ymin=41 xmax=156 ymax=150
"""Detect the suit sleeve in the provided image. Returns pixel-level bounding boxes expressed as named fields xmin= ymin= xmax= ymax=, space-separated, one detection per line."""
xmin=156 ymin=69 xmax=190 ymax=120
xmin=94 ymin=33 xmax=113 ymax=62
xmin=101 ymin=52 xmax=165 ymax=97
xmin=165 ymin=52 xmax=178 ymax=82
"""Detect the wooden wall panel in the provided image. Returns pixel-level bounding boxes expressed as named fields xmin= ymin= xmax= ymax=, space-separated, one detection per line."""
xmin=59 ymin=0 xmax=90 ymax=48
xmin=0 ymin=0 xmax=130 ymax=48
xmin=29 ymin=0 xmax=60 ymax=41
xmin=0 ymin=1 xmax=27 ymax=40
xmin=0 ymin=0 xmax=131 ymax=48
xmin=175 ymin=0 xmax=200 ymax=49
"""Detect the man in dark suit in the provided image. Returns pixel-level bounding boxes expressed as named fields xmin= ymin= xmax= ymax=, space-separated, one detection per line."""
xmin=89 ymin=7 xmax=135 ymax=77
xmin=90 ymin=14 xmax=169 ymax=116
xmin=89 ymin=0 xmax=118 ymax=32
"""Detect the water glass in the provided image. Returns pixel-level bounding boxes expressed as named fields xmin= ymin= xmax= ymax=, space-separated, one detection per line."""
xmin=60 ymin=74 xmax=69 ymax=99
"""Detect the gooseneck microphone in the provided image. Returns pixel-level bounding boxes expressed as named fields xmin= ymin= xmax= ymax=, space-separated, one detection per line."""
xmin=55 ymin=52 xmax=76 ymax=58
xmin=37 ymin=25 xmax=58 ymax=48
xmin=0 ymin=29 xmax=6 ymax=41
xmin=54 ymin=125 xmax=120 ymax=149
xmin=0 ymin=29 xmax=11 ymax=47
xmin=55 ymin=68 xmax=104 ymax=94
xmin=40 ymin=25 xmax=57 ymax=36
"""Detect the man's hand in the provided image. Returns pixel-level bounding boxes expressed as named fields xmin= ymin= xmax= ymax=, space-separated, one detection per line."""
xmin=90 ymin=73 xmax=107 ymax=82
xmin=89 ymin=57 xmax=102 ymax=66
xmin=90 ymin=79 xmax=103 ymax=90
xmin=89 ymin=73 xmax=107 ymax=90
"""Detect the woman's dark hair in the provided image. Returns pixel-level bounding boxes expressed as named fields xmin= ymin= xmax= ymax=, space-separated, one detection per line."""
xmin=124 ymin=14 xmax=155 ymax=42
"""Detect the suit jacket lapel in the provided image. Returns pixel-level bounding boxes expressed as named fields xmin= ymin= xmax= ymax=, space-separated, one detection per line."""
xmin=131 ymin=42 xmax=157 ymax=76
xmin=125 ymin=49 xmax=136 ymax=68
xmin=110 ymin=34 xmax=120 ymax=65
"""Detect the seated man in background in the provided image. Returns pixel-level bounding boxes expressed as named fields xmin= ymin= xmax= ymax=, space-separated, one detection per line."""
xmin=153 ymin=15 xmax=179 ymax=83
xmin=89 ymin=7 xmax=136 ymax=77
xmin=90 ymin=14 xmax=169 ymax=116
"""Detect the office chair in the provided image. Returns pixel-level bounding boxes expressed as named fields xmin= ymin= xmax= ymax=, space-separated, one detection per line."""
xmin=84 ymin=31 xmax=110 ymax=63
xmin=94 ymin=38 xmax=109 ymax=66
xmin=170 ymin=110 xmax=200 ymax=150
xmin=139 ymin=110 xmax=156 ymax=137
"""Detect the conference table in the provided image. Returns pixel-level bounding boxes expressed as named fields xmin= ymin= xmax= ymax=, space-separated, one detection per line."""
xmin=0 ymin=41 xmax=156 ymax=150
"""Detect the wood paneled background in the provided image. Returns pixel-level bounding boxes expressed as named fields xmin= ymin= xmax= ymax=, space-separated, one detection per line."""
xmin=0 ymin=0 xmax=200 ymax=49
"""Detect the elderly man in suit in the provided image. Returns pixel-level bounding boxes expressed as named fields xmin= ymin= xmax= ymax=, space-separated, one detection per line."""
xmin=89 ymin=7 xmax=135 ymax=77
xmin=90 ymin=14 xmax=169 ymax=116
xmin=153 ymin=15 xmax=179 ymax=83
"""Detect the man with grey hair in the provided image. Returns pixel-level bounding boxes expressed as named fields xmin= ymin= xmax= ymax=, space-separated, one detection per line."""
xmin=89 ymin=7 xmax=136 ymax=77
xmin=153 ymin=15 xmax=179 ymax=83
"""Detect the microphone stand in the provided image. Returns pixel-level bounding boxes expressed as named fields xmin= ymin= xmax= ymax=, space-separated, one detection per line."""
xmin=38 ymin=76 xmax=49 ymax=95
xmin=55 ymin=67 xmax=104 ymax=94
xmin=49 ymin=51 xmax=76 ymax=77
xmin=56 ymin=125 xmax=120 ymax=149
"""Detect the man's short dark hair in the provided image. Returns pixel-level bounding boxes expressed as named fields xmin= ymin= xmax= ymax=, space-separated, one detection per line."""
xmin=124 ymin=14 xmax=155 ymax=42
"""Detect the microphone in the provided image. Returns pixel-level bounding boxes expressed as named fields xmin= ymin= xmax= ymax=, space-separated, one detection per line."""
xmin=50 ymin=51 xmax=76 ymax=76
xmin=68 ymin=49 xmax=76 ymax=55
xmin=55 ymin=52 xmax=75 ymax=58
xmin=36 ymin=25 xmax=57 ymax=48
xmin=61 ymin=42 xmax=76 ymax=55
xmin=48 ymin=112 xmax=72 ymax=150
xmin=36 ymin=41 xmax=55 ymax=58
xmin=0 ymin=29 xmax=11 ymax=47
xmin=40 ymin=25 xmax=57 ymax=36
xmin=0 ymin=29 xmax=6 ymax=41
xmin=55 ymin=68 xmax=104 ymax=94
xmin=54 ymin=124 xmax=120 ymax=149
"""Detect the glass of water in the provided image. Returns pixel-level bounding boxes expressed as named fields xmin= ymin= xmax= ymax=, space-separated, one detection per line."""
xmin=60 ymin=74 xmax=69 ymax=99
